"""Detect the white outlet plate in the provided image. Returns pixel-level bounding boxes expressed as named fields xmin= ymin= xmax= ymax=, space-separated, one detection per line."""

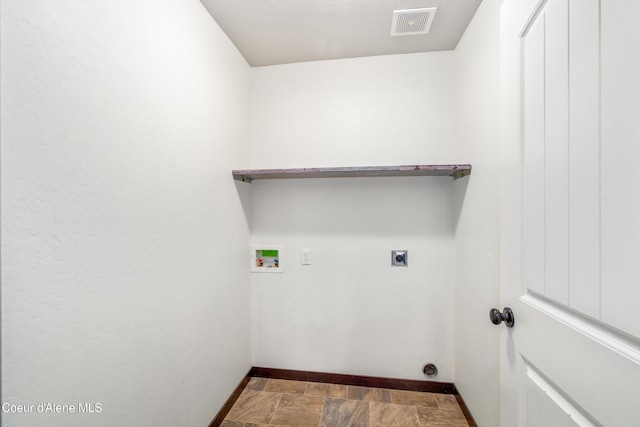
xmin=301 ymin=249 xmax=311 ymax=265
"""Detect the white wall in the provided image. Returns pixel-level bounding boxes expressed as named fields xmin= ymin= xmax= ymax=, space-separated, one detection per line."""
xmin=454 ymin=0 xmax=503 ymax=425
xmin=248 ymin=53 xmax=460 ymax=381
xmin=0 ymin=1 xmax=251 ymax=426
xmin=2 ymin=0 xmax=504 ymax=422
xmin=249 ymin=53 xmax=456 ymax=168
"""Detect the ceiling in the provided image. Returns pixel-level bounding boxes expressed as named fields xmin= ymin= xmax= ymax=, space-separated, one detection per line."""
xmin=200 ymin=0 xmax=484 ymax=67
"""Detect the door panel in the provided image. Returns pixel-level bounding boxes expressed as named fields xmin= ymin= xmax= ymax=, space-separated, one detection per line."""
xmin=523 ymin=0 xmax=602 ymax=312
xmin=568 ymin=0 xmax=600 ymax=319
xmin=501 ymin=0 xmax=640 ymax=425
xmin=544 ymin=0 xmax=570 ymax=306
xmin=525 ymin=360 xmax=598 ymax=427
xmin=523 ymin=12 xmax=546 ymax=297
xmin=518 ymin=294 xmax=640 ymax=425
xmin=600 ymin=0 xmax=640 ymax=339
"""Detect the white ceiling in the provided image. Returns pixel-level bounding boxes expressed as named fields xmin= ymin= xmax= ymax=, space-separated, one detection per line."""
xmin=200 ymin=0 xmax=483 ymax=67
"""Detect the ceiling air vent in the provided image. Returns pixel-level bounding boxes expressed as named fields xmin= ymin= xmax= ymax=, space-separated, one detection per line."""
xmin=390 ymin=7 xmax=437 ymax=37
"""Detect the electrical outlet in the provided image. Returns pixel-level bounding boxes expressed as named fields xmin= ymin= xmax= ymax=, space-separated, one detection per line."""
xmin=391 ymin=250 xmax=408 ymax=267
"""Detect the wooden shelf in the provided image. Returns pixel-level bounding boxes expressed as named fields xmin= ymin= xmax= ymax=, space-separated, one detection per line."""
xmin=232 ymin=164 xmax=471 ymax=183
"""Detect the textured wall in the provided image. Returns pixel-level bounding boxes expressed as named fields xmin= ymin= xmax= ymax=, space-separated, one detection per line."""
xmin=249 ymin=52 xmax=456 ymax=169
xmin=0 ymin=0 xmax=251 ymax=425
xmin=453 ymin=0 xmax=502 ymax=425
xmin=248 ymin=53 xmax=459 ymax=381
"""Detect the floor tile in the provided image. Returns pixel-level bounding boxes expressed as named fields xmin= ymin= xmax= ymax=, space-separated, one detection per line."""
xmin=389 ymin=389 xmax=438 ymax=409
xmin=221 ymin=423 xmax=279 ymax=427
xmin=305 ymin=382 xmax=349 ymax=399
xmin=264 ymin=379 xmax=308 ymax=395
xmin=434 ymin=394 xmax=462 ymax=411
xmin=246 ymin=377 xmax=269 ymax=392
xmin=417 ymin=406 xmax=469 ymax=426
xmin=319 ymin=397 xmax=368 ymax=427
xmin=368 ymin=402 xmax=421 ymax=427
xmin=348 ymin=386 xmax=392 ymax=403
xmin=225 ymin=390 xmax=282 ymax=424
xmin=269 ymin=394 xmax=325 ymax=427
xmin=223 ymin=377 xmax=472 ymax=427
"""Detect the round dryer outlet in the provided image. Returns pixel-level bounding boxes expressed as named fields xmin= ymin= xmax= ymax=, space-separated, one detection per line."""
xmin=422 ymin=363 xmax=438 ymax=377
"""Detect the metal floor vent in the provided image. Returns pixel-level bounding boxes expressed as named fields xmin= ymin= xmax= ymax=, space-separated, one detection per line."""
xmin=390 ymin=7 xmax=437 ymax=36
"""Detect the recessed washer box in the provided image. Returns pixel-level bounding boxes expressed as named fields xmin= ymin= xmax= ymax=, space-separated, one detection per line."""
xmin=251 ymin=245 xmax=283 ymax=273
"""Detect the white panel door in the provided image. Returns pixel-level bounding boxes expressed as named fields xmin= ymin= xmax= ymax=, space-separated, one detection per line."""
xmin=500 ymin=0 xmax=640 ymax=425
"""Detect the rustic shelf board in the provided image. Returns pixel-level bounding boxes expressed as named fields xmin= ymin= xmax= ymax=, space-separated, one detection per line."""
xmin=232 ymin=164 xmax=472 ymax=183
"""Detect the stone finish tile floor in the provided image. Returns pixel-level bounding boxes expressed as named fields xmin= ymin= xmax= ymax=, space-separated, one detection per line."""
xmin=221 ymin=377 xmax=470 ymax=427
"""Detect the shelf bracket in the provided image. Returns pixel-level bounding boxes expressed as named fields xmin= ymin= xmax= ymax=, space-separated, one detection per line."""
xmin=452 ymin=169 xmax=471 ymax=180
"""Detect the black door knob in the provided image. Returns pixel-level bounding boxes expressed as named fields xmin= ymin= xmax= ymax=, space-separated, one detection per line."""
xmin=489 ymin=307 xmax=515 ymax=328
